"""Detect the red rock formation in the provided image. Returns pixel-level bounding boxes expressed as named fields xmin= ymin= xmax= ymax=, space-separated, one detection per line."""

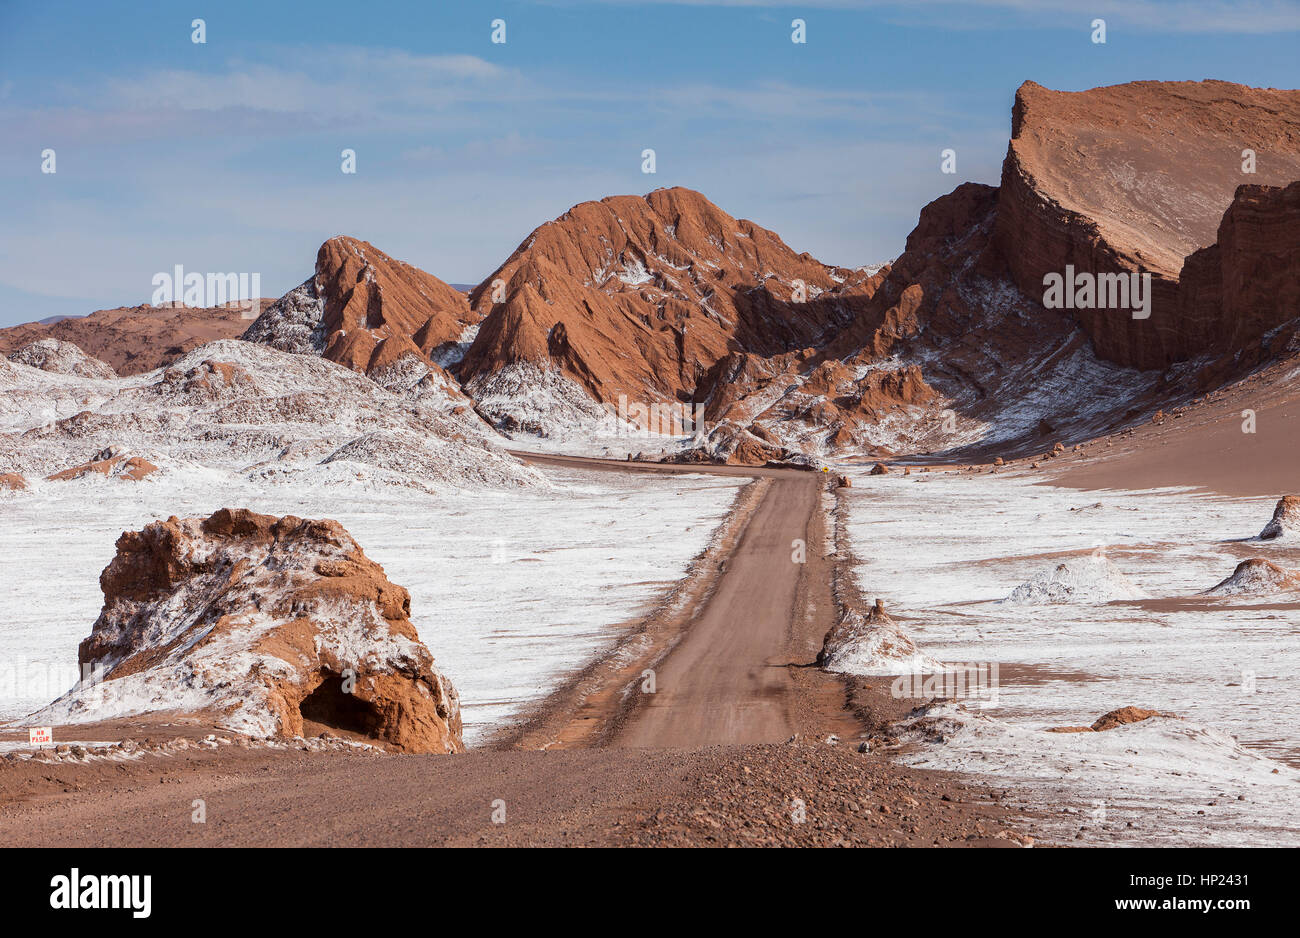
xmin=47 ymin=454 xmax=158 ymax=482
xmin=458 ymin=187 xmax=878 ymax=411
xmin=453 ymin=187 xmax=920 ymax=461
xmin=314 ymin=237 xmax=476 ymax=368
xmin=65 ymin=508 xmax=463 ymax=753
xmin=247 ymin=82 xmax=1300 ymax=462
xmin=0 ymin=472 xmax=26 ymax=490
xmin=245 ymin=237 xmax=477 ymax=379
xmin=1207 ymin=558 xmax=1300 ymax=595
xmin=1091 ymin=707 xmax=1167 ymax=732
xmin=1178 ymin=182 xmax=1300 ymax=368
xmin=1048 ymin=706 xmax=1169 ymax=733
xmin=992 ymin=80 xmax=1300 ymax=369
xmin=809 ymin=80 xmax=1300 ymax=461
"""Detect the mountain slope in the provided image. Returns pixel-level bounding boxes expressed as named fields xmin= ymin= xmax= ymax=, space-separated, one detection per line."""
xmin=244 ymin=237 xmax=479 ymax=377
xmin=456 ymin=187 xmax=885 ymax=436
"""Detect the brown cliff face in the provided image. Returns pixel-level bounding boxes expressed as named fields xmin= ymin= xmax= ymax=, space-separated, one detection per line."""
xmin=801 ymin=80 xmax=1300 ymax=460
xmin=457 ymin=187 xmax=876 ymax=411
xmin=244 ymin=237 xmax=478 ymax=378
xmin=992 ymin=80 xmax=1300 ymax=369
xmin=1179 ymin=182 xmax=1300 ymax=363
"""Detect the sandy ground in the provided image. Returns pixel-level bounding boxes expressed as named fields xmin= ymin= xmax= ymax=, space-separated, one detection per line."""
xmin=1049 ymin=362 xmax=1300 ymax=497
xmin=0 ymin=733 xmax=1028 ymax=847
xmin=0 ymin=455 xmax=1033 ymax=847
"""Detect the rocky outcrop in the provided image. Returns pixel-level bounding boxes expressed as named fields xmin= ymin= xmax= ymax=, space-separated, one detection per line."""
xmin=216 ymin=83 xmax=1300 ymax=461
xmin=244 ymin=237 xmax=477 ymax=380
xmin=0 ymin=472 xmax=26 ymax=490
xmin=0 ymin=340 xmax=539 ymax=492
xmin=991 ymin=80 xmax=1300 ymax=369
xmin=1206 ymin=558 xmax=1300 ymax=596
xmin=1047 ymin=706 xmax=1169 ymax=734
xmin=47 ymin=451 xmax=158 ymax=482
xmin=7 ymin=339 xmax=117 ymax=379
xmin=1177 ymin=182 xmax=1300 ymax=374
xmin=36 ymin=508 xmax=463 ymax=753
xmin=809 ymin=80 xmax=1300 ymax=463
xmin=1091 ymin=707 xmax=1167 ymax=731
xmin=1259 ymin=495 xmax=1300 ymax=540
xmin=664 ymin=420 xmax=790 ymax=467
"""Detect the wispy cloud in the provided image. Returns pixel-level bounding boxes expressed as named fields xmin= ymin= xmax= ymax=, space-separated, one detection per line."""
xmin=103 ymin=46 xmax=516 ymax=116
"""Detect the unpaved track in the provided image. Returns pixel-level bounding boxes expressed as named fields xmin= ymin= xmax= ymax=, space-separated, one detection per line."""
xmin=505 ymin=453 xmax=842 ymax=749
xmin=610 ymin=474 xmax=825 ymax=747
xmin=0 ymin=454 xmax=1029 ymax=846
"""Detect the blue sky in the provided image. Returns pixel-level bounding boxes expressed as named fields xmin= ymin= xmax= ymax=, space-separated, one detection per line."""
xmin=1 ymin=0 xmax=1298 ymax=326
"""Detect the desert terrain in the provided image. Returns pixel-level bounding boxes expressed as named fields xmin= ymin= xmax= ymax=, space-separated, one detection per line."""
xmin=1 ymin=77 xmax=1298 ymax=851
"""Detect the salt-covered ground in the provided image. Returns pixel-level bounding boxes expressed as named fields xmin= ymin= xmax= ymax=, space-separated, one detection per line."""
xmin=839 ymin=468 xmax=1300 ymax=846
xmin=0 ymin=464 xmax=744 ymax=746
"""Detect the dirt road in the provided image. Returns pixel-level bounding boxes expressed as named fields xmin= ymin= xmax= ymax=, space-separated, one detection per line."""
xmin=611 ymin=474 xmax=828 ymax=747
xmin=498 ymin=454 xmax=846 ymax=751
xmin=0 ymin=454 xmax=1030 ymax=846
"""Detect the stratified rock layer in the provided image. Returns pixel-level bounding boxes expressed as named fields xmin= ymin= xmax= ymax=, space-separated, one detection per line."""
xmin=992 ymin=80 xmax=1300 ymax=369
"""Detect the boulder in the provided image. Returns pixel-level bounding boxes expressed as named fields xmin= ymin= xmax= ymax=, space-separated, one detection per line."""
xmin=1091 ymin=707 xmax=1166 ymax=732
xmin=34 ymin=508 xmax=463 ymax=753
xmin=869 ymin=462 xmax=890 ymax=475
xmin=1047 ymin=706 xmax=1168 ymax=733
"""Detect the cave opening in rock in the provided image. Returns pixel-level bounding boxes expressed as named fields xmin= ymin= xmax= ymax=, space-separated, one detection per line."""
xmin=299 ymin=672 xmax=382 ymax=739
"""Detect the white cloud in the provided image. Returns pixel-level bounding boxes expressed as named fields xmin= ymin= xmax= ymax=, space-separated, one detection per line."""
xmin=102 ymin=46 xmax=516 ymax=117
